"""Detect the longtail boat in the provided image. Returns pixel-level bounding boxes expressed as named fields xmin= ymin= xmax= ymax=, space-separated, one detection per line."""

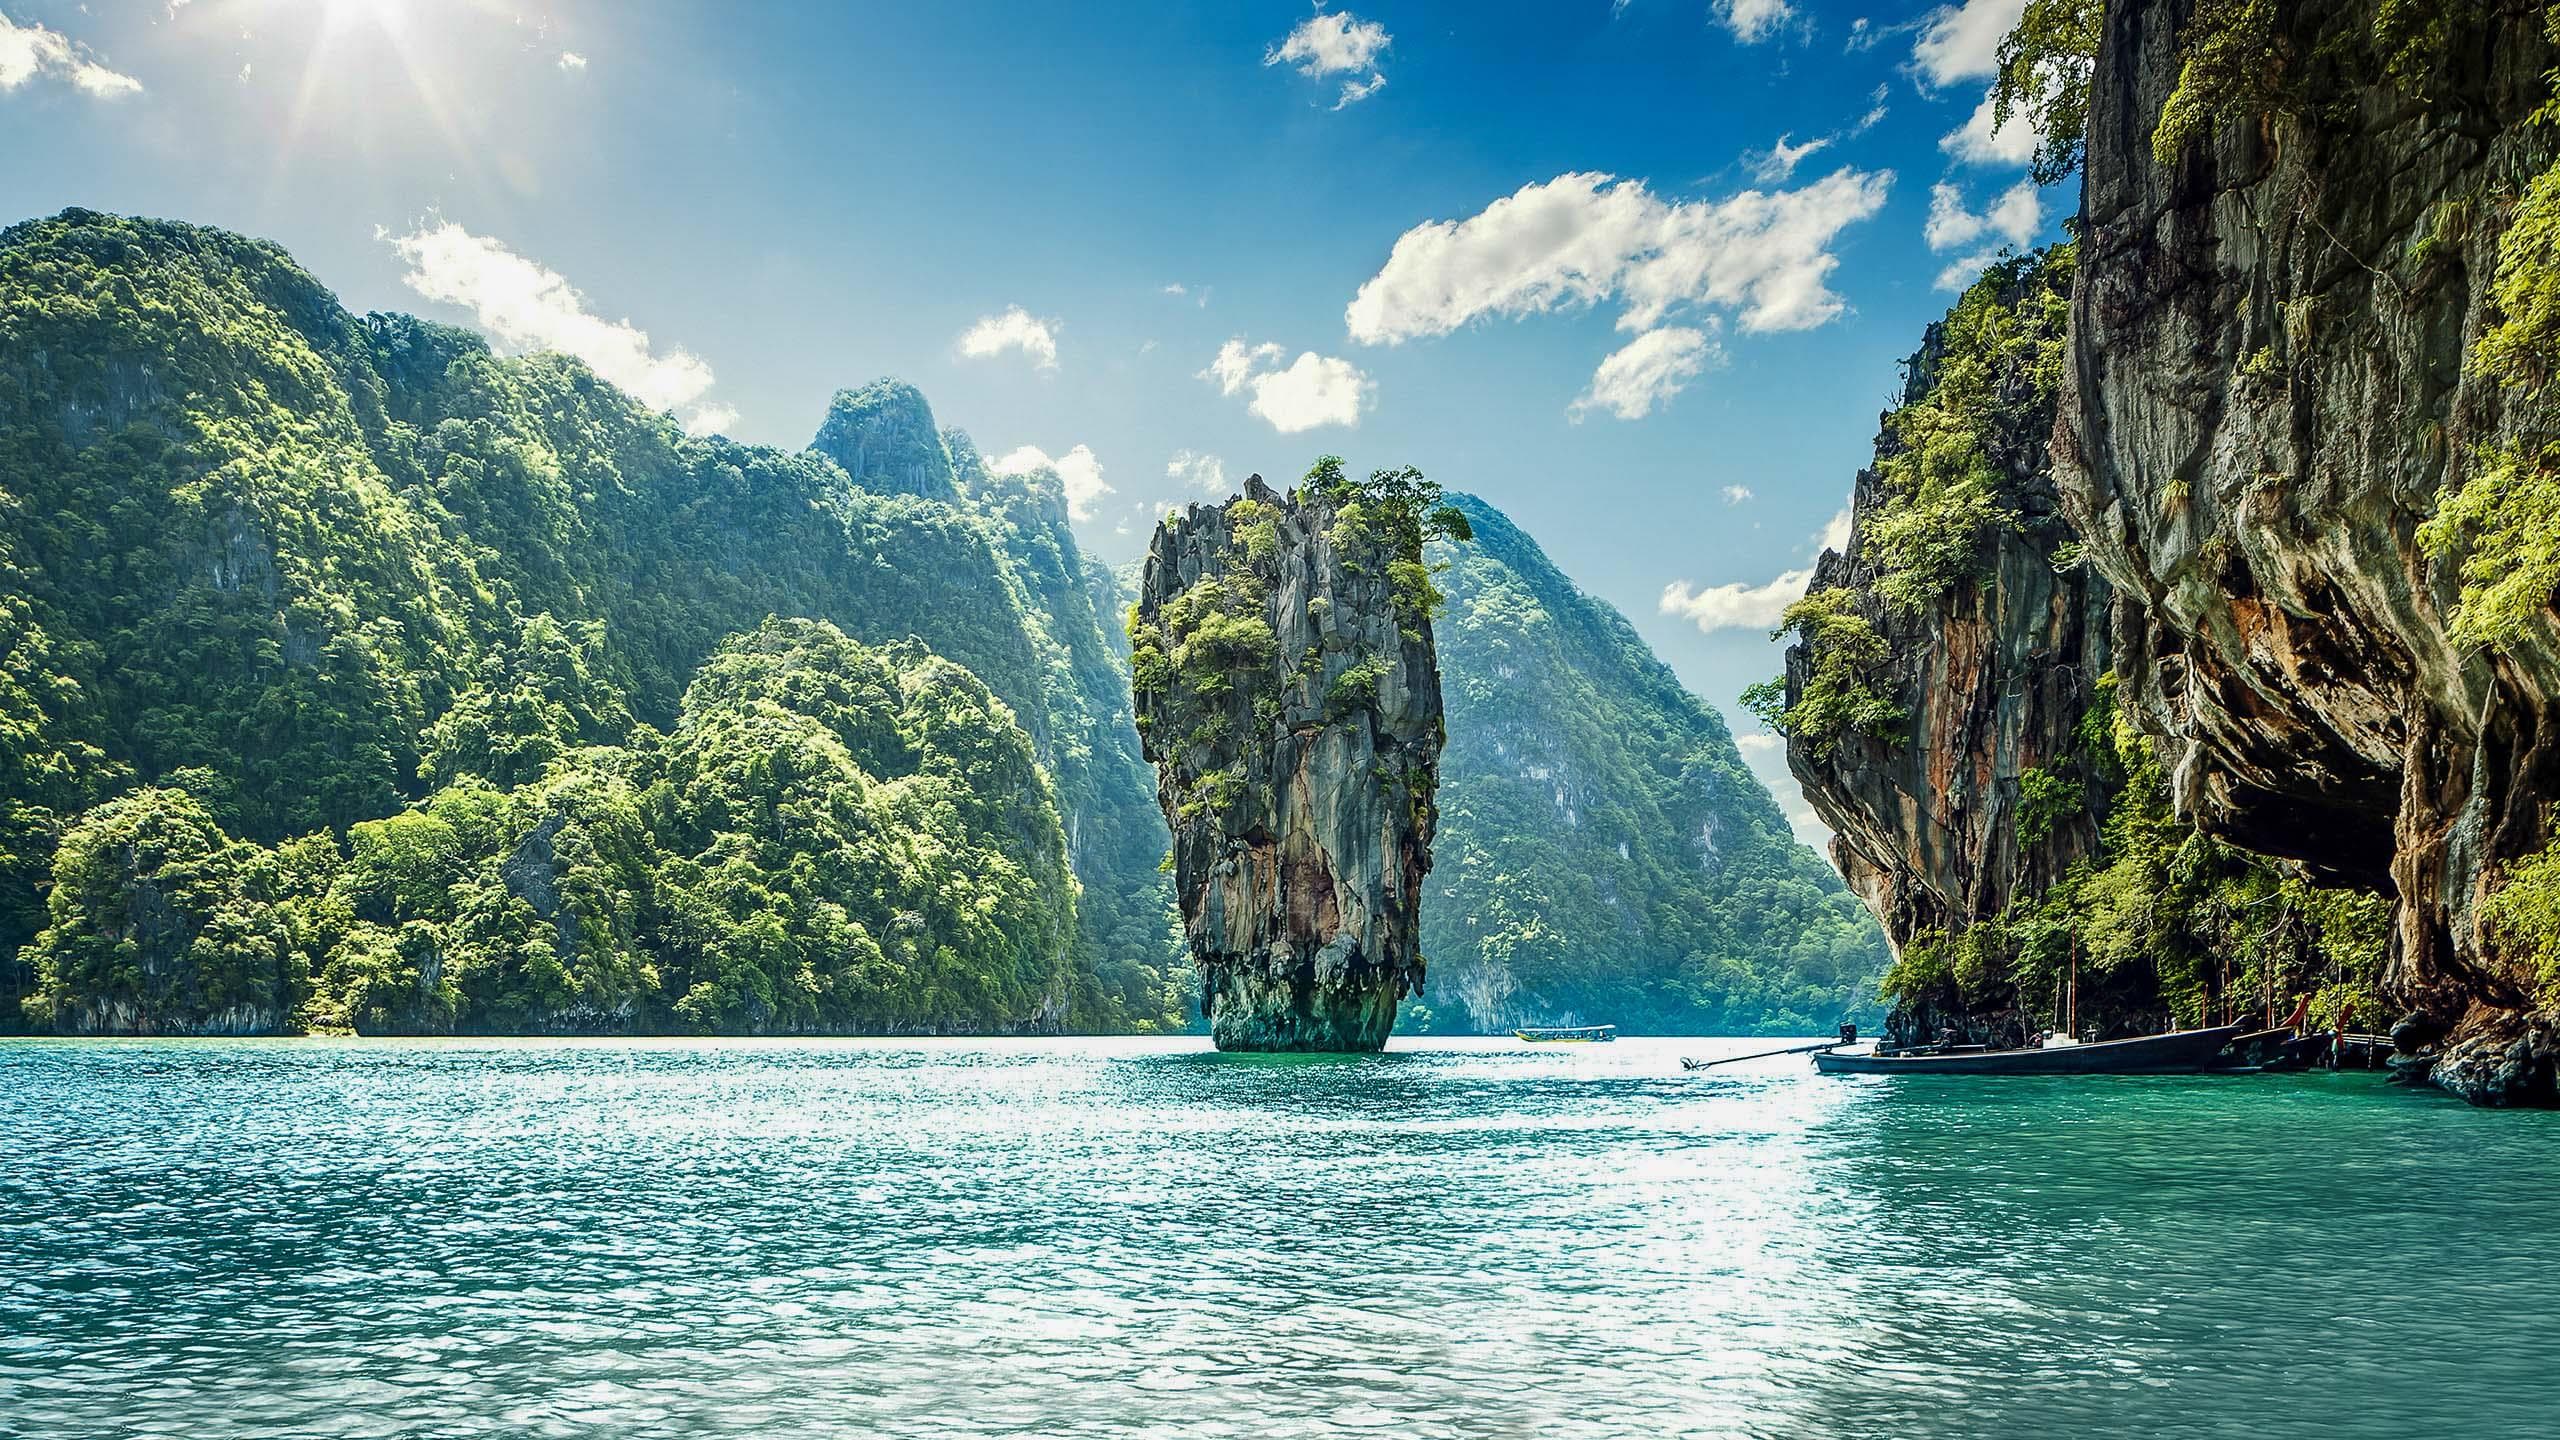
xmin=1516 ymin=1025 xmax=1616 ymax=1043
xmin=1812 ymin=1023 xmax=2248 ymax=1076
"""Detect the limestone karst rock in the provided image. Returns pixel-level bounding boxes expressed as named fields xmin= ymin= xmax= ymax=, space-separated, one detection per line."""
xmin=1131 ymin=471 xmax=1448 ymax=1051
xmin=2059 ymin=0 xmax=2560 ymax=1102
xmin=810 ymin=378 xmax=960 ymax=501
xmin=1778 ymin=249 xmax=2126 ymax=1047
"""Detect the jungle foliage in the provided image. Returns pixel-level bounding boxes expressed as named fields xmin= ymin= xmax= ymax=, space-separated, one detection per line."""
xmin=22 ymin=621 xmax=1086 ymax=1035
xmin=1423 ymin=496 xmax=1888 ymax=1037
xmin=0 ymin=209 xmax=1180 ymax=1033
xmin=1878 ymin=677 xmax=2391 ymax=1038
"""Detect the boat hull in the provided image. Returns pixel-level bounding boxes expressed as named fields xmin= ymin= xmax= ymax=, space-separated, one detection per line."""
xmin=1813 ymin=1024 xmax=2248 ymax=1076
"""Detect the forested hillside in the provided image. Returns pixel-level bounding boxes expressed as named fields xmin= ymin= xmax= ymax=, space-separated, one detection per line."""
xmin=1422 ymin=495 xmax=1887 ymax=1035
xmin=0 ymin=207 xmax=1877 ymax=1039
xmin=0 ymin=208 xmax=1180 ymax=1033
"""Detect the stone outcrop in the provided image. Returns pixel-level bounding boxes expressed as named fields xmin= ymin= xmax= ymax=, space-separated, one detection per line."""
xmin=2059 ymin=0 xmax=2560 ymax=1102
xmin=1132 ymin=475 xmax=1443 ymax=1051
xmin=1784 ymin=252 xmax=2131 ymax=1047
xmin=810 ymin=378 xmax=959 ymax=500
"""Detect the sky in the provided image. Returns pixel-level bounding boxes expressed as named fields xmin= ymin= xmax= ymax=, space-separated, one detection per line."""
xmin=0 ymin=0 xmax=2070 ymax=841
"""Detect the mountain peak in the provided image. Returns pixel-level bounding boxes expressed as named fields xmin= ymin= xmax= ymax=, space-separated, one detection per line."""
xmin=810 ymin=378 xmax=957 ymax=500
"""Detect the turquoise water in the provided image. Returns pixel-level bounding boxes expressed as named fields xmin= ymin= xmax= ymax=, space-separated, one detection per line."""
xmin=1 ymin=1036 xmax=2548 ymax=1439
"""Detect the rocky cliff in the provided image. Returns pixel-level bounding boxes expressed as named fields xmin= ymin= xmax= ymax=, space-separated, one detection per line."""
xmin=1789 ymin=251 xmax=2112 ymax=946
xmin=1772 ymin=226 xmax=2400 ymax=1056
xmin=1131 ymin=469 xmax=1451 ymax=1051
xmin=810 ymin=379 xmax=960 ymax=501
xmin=2060 ymin=0 xmax=2560 ymax=1102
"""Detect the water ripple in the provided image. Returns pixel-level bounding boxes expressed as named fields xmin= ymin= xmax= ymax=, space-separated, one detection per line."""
xmin=1 ymin=1037 xmax=2549 ymax=1439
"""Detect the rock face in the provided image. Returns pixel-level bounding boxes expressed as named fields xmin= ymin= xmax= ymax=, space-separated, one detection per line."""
xmin=2059 ymin=0 xmax=2560 ymax=1101
xmin=810 ymin=379 xmax=959 ymax=500
xmin=1132 ymin=475 xmax=1443 ymax=1051
xmin=1784 ymin=252 xmax=2122 ymax=1045
xmin=1795 ymin=261 xmax=2112 ymax=944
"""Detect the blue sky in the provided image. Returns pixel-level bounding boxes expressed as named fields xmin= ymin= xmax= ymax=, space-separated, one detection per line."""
xmin=0 ymin=0 xmax=2066 ymax=836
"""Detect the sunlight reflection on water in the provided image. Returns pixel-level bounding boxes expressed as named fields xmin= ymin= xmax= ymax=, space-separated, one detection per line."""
xmin=1 ymin=1036 xmax=2549 ymax=1439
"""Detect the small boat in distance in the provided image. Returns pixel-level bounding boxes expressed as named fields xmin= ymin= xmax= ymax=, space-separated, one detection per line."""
xmin=1516 ymin=1025 xmax=1616 ymax=1043
xmin=1813 ymin=1023 xmax=2248 ymax=1076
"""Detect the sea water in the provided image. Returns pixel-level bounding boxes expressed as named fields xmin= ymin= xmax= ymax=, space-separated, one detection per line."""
xmin=2 ymin=1036 xmax=2548 ymax=1439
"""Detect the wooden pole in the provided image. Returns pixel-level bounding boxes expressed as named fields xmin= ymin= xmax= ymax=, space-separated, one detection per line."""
xmin=1681 ymin=1037 xmax=1851 ymax=1070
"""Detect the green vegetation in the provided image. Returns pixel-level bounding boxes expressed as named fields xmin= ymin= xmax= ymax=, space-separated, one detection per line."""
xmin=1748 ymin=249 xmax=2074 ymax=758
xmin=1990 ymin=0 xmax=2487 ymax=177
xmin=1864 ymin=246 xmax=2071 ymax=613
xmin=1130 ymin=457 xmax=1467 ymax=821
xmin=23 ymin=620 xmax=1083 ymax=1034
xmin=2151 ymin=0 xmax=2284 ymax=165
xmin=1991 ymin=0 xmax=2102 ymax=184
xmin=1309 ymin=455 xmax=1474 ymax=626
xmin=2418 ymin=441 xmax=2560 ymax=651
xmin=1881 ymin=678 xmax=2390 ymax=1035
xmin=1423 ymin=496 xmax=1887 ymax=1036
xmin=1749 ymin=590 xmax=1901 ymax=758
xmin=0 ymin=209 xmax=1180 ymax=1032
xmin=2481 ymin=826 xmax=2560 ymax=1005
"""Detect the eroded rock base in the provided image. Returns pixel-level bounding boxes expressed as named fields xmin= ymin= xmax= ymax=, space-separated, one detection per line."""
xmin=1205 ymin=956 xmax=1401 ymax=1052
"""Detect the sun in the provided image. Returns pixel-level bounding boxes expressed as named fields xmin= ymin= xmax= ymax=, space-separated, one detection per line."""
xmin=317 ymin=0 xmax=411 ymax=37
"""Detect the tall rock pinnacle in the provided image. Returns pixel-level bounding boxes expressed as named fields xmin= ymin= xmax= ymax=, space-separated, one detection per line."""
xmin=1131 ymin=462 xmax=1465 ymax=1051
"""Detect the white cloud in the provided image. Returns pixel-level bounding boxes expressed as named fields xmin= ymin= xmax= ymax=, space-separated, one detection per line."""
xmin=1167 ymin=449 xmax=1228 ymax=495
xmin=1346 ymin=168 xmax=1892 ymax=348
xmin=1717 ymin=0 xmax=1796 ymax=44
xmin=1924 ymin=179 xmax=2042 ymax=289
xmin=1911 ymin=0 xmax=2026 ymax=88
xmin=957 ymin=305 xmax=1061 ymax=370
xmin=1661 ymin=569 xmax=1814 ymax=633
xmin=1333 ymin=71 xmax=1387 ymax=109
xmin=385 ymin=221 xmax=730 ymax=432
xmin=1202 ymin=338 xmax=1373 ymax=433
xmin=990 ymin=442 xmax=1114 ymax=522
xmin=1161 ymin=283 xmax=1187 ymax=297
xmin=1572 ymin=326 xmax=1719 ymax=421
xmin=1735 ymin=732 xmax=1782 ymax=752
xmin=1722 ymin=484 xmax=1755 ymax=505
xmin=1751 ymin=132 xmax=1831 ymax=183
xmin=1267 ymin=9 xmax=1390 ymax=108
xmin=1941 ymin=87 xmax=2037 ymax=167
xmin=557 ymin=51 xmax=588 ymax=72
xmin=684 ymin=403 xmax=739 ymax=437
xmin=1924 ymin=178 xmax=2040 ymax=251
xmin=1659 ymin=507 xmax=1852 ymax=633
xmin=1267 ymin=9 xmax=1389 ymax=74
xmin=0 ymin=13 xmax=142 ymax=97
